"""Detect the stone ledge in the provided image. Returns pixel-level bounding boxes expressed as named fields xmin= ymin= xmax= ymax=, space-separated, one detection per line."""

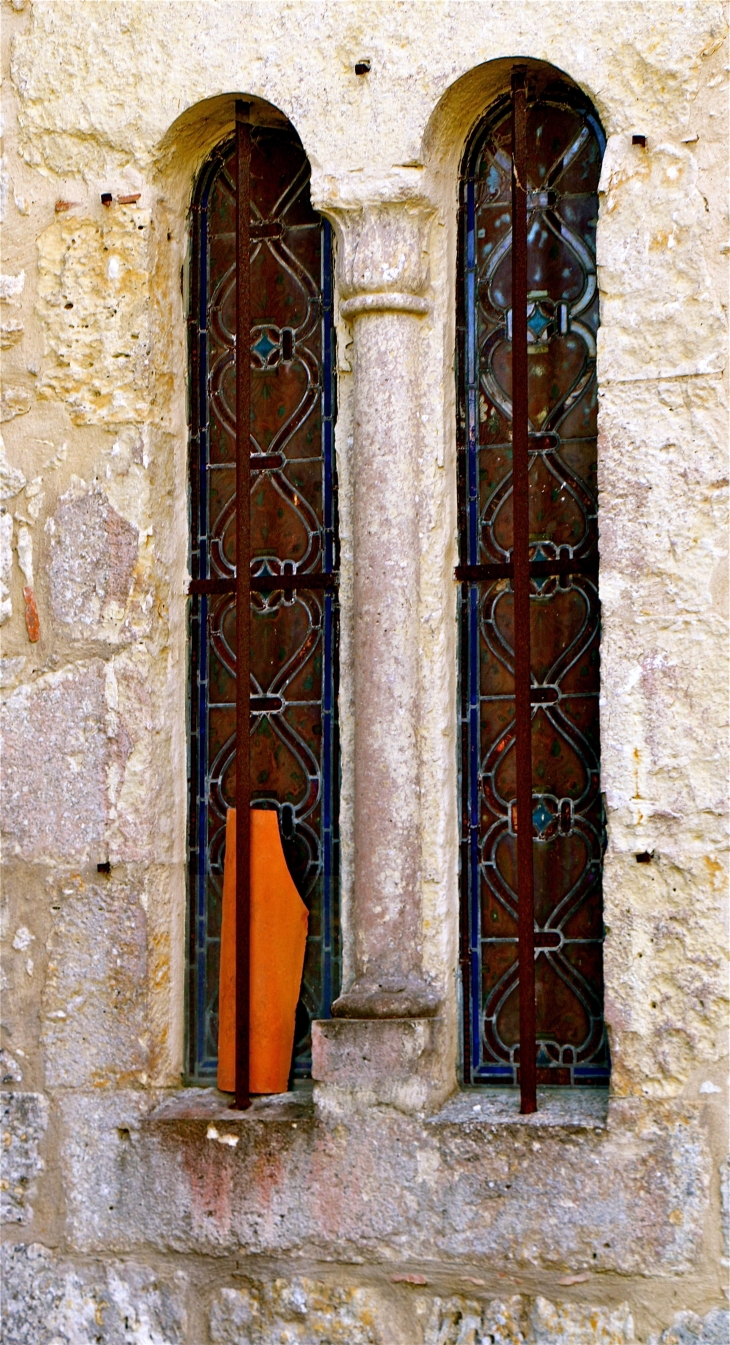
xmin=57 ymin=1089 xmax=709 ymax=1271
xmin=431 ymin=1088 xmax=609 ymax=1131
xmin=149 ymin=1085 xmax=313 ymax=1125
xmin=147 ymin=1083 xmax=609 ymax=1131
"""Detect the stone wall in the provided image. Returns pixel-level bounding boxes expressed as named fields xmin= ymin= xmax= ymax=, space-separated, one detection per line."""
xmin=1 ymin=2 xmax=727 ymax=1341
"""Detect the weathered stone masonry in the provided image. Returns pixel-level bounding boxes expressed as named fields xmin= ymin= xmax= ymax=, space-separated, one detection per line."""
xmin=0 ymin=2 xmax=728 ymax=1341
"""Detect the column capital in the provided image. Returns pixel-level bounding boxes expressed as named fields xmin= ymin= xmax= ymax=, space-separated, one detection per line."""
xmin=328 ymin=202 xmax=434 ymax=317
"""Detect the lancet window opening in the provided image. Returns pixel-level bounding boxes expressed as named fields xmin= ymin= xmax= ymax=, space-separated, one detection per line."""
xmin=456 ymin=68 xmax=609 ymax=1109
xmin=187 ymin=107 xmax=340 ymax=1097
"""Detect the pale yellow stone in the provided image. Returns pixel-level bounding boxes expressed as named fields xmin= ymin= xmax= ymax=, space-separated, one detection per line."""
xmin=36 ymin=209 xmax=152 ymax=425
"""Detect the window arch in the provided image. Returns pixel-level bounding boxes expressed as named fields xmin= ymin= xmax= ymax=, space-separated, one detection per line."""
xmin=187 ymin=112 xmax=339 ymax=1084
xmin=456 ymin=68 xmax=609 ymax=1096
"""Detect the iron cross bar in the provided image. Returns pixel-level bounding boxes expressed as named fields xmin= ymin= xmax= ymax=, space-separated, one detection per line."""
xmin=454 ymin=558 xmax=598 ymax=582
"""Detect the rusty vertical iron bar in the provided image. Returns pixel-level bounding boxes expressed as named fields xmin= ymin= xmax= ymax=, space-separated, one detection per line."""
xmin=511 ymin=67 xmax=537 ymax=1114
xmin=234 ymin=100 xmax=252 ymax=1111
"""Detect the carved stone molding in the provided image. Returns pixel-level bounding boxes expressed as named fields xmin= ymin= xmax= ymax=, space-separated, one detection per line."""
xmin=329 ymin=202 xmax=434 ymax=315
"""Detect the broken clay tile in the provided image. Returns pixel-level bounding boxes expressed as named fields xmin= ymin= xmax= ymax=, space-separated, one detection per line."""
xmin=390 ymin=1274 xmax=428 ymax=1285
xmin=23 ymin=586 xmax=40 ymax=642
xmin=117 ymin=193 xmax=141 ymax=204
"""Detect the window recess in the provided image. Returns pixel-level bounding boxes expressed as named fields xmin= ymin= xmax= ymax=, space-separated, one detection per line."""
xmin=456 ymin=68 xmax=609 ymax=1112
xmin=187 ymin=105 xmax=340 ymax=1103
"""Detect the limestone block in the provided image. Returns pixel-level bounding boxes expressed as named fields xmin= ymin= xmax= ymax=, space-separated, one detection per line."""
xmin=650 ymin=1310 xmax=730 ymax=1345
xmin=425 ymin=1296 xmax=635 ymax=1345
xmin=531 ymin=1298 xmax=634 ymax=1345
xmin=597 ymin=138 xmax=726 ymax=381
xmin=58 ymin=1091 xmax=708 ymax=1274
xmin=0 ymin=660 xmax=110 ymax=862
xmin=313 ymin=1017 xmax=450 ymax=1113
xmin=598 ymin=377 xmax=728 ymax=842
xmin=0 ymin=653 xmax=161 ymax=865
xmin=105 ymin=647 xmax=163 ymax=865
xmin=48 ymin=484 xmax=140 ymax=641
xmin=603 ymin=852 xmax=728 ymax=1097
xmin=42 ymin=871 xmax=148 ymax=1088
xmin=0 ymin=1242 xmax=186 ymax=1345
xmin=36 ymin=208 xmax=152 ymax=425
xmin=209 ymin=1280 xmax=383 ymax=1345
xmin=0 ymin=1091 xmax=47 ymax=1225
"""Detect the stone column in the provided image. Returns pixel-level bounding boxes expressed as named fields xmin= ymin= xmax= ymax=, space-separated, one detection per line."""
xmin=312 ymin=204 xmax=449 ymax=1112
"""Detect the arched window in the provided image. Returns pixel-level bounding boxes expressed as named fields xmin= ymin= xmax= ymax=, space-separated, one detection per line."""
xmin=187 ymin=111 xmax=339 ymax=1085
xmin=457 ymin=69 xmax=608 ymax=1097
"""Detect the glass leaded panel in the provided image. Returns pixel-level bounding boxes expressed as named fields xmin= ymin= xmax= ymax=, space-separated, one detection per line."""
xmin=188 ymin=125 xmax=339 ymax=1082
xmin=458 ymin=80 xmax=609 ymax=1086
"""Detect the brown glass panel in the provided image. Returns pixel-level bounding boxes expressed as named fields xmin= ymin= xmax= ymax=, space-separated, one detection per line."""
xmin=459 ymin=76 xmax=608 ymax=1086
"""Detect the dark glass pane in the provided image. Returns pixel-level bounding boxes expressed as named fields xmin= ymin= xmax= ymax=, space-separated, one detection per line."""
xmin=458 ymin=80 xmax=608 ymax=1087
xmin=188 ymin=127 xmax=339 ymax=1082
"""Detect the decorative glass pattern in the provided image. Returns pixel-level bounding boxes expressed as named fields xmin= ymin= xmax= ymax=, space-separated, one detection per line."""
xmin=458 ymin=81 xmax=609 ymax=1086
xmin=188 ymin=126 xmax=339 ymax=1082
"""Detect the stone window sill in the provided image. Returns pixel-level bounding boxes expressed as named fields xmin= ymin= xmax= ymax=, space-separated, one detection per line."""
xmin=149 ymin=1083 xmax=608 ymax=1131
xmin=430 ymin=1087 xmax=609 ymax=1130
xmin=149 ymin=1082 xmax=314 ymax=1125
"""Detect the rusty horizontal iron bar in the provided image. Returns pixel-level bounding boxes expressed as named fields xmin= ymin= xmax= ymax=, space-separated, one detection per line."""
xmin=189 ymin=574 xmax=339 ymax=595
xmin=455 ymin=558 xmax=598 ymax=582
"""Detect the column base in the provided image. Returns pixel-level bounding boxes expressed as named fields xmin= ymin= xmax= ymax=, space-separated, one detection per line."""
xmin=332 ymin=976 xmax=440 ymax=1019
xmin=311 ymin=1017 xmax=452 ymax=1115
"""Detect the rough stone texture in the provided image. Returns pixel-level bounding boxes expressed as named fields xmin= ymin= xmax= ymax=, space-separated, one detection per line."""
xmin=313 ymin=1016 xmax=449 ymax=1113
xmin=599 ymin=374 xmax=729 ymax=1097
xmin=650 ymin=1311 xmax=730 ymax=1345
xmin=0 ymin=660 xmax=110 ymax=862
xmin=209 ymin=1280 xmax=383 ymax=1345
xmin=36 ymin=208 xmax=152 ymax=425
xmin=0 ymin=0 xmax=727 ymax=1337
xmin=0 ymin=1090 xmax=47 ymax=1224
xmin=0 ymin=650 xmax=169 ymax=867
xmin=42 ymin=871 xmax=148 ymax=1087
xmin=425 ymin=1296 xmax=635 ymax=1345
xmin=0 ymin=1242 xmax=187 ymax=1345
xmin=57 ymin=1090 xmax=708 ymax=1274
xmin=48 ymin=484 xmax=140 ymax=641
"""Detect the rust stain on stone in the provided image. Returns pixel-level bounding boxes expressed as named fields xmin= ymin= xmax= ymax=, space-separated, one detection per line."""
xmin=22 ymin=587 xmax=40 ymax=642
xmin=181 ymin=1136 xmax=234 ymax=1236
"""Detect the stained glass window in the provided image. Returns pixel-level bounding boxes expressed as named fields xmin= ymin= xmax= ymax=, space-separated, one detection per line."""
xmin=187 ymin=123 xmax=339 ymax=1083
xmin=457 ymin=76 xmax=610 ymax=1087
